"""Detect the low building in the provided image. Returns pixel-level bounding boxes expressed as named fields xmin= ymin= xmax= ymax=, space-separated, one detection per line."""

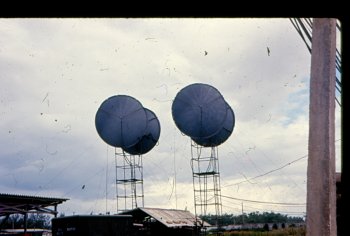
xmin=0 ymin=193 xmax=68 ymax=236
xmin=51 ymin=215 xmax=133 ymax=236
xmin=119 ymin=207 xmax=211 ymax=236
xmin=0 ymin=228 xmax=51 ymax=236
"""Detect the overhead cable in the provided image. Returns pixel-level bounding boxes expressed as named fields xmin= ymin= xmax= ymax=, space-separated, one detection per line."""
xmin=221 ymin=195 xmax=306 ymax=206
xmin=222 ymin=155 xmax=307 ymax=188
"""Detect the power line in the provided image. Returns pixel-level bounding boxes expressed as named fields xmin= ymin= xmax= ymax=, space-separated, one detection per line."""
xmin=222 ymin=155 xmax=307 ymax=188
xmin=222 ymin=130 xmax=306 ymax=195
xmin=289 ymin=18 xmax=311 ymax=53
xmin=222 ymin=204 xmax=305 ymax=217
xmin=222 ymin=204 xmax=305 ymax=216
xmin=290 ymin=17 xmax=342 ymax=107
xmin=221 ymin=195 xmax=306 ymax=206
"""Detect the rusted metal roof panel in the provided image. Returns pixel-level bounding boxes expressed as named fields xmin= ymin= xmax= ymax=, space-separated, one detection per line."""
xmin=139 ymin=207 xmax=211 ymax=228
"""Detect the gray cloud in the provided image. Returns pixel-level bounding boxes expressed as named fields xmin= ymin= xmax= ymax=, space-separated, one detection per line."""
xmin=0 ymin=18 xmax=341 ymax=217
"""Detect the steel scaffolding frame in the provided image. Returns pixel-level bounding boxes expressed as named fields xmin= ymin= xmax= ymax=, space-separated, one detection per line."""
xmin=115 ymin=149 xmax=144 ymax=213
xmin=190 ymin=141 xmax=222 ymax=231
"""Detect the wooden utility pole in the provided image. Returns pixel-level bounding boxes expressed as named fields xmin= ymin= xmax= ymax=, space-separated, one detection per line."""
xmin=307 ymin=18 xmax=337 ymax=236
xmin=241 ymin=202 xmax=244 ymax=225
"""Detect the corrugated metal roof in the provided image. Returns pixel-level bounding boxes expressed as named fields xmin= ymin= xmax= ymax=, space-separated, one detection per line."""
xmin=0 ymin=193 xmax=69 ymax=202
xmin=139 ymin=207 xmax=211 ymax=228
xmin=0 ymin=193 xmax=69 ymax=217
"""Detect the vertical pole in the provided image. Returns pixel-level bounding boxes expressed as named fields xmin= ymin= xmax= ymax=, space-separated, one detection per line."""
xmin=141 ymin=155 xmax=145 ymax=208
xmin=337 ymin=18 xmax=345 ymax=236
xmin=54 ymin=205 xmax=57 ymax=217
xmin=24 ymin=213 xmax=27 ymax=235
xmin=115 ymin=148 xmax=119 ymax=213
xmin=173 ymin=131 xmax=178 ymax=209
xmin=307 ymin=18 xmax=337 ymax=236
xmin=106 ymin=145 xmax=108 ymax=214
xmin=241 ymin=202 xmax=244 ymax=225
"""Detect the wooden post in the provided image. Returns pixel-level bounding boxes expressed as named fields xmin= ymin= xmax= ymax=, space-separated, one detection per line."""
xmin=24 ymin=213 xmax=28 ymax=235
xmin=307 ymin=18 xmax=337 ymax=236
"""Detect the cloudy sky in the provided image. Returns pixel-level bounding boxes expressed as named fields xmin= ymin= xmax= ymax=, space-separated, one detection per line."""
xmin=0 ymin=18 xmax=341 ymax=218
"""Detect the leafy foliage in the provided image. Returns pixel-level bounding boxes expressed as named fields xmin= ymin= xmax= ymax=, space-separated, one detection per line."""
xmin=0 ymin=214 xmax=52 ymax=229
xmin=200 ymin=211 xmax=305 ymax=226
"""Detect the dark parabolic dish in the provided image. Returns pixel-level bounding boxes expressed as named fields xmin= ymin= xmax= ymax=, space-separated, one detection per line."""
xmin=95 ymin=95 xmax=148 ymax=148
xmin=172 ymin=83 xmax=227 ymax=139
xmin=123 ymin=108 xmax=161 ymax=155
xmin=192 ymin=103 xmax=235 ymax=147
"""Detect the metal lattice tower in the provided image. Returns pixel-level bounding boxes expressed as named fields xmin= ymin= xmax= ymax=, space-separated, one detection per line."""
xmin=190 ymin=140 xmax=223 ymax=229
xmin=115 ymin=149 xmax=144 ymax=213
xmin=171 ymin=83 xmax=234 ymax=236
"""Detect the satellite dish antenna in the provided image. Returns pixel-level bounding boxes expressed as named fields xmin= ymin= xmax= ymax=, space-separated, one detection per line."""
xmin=123 ymin=108 xmax=161 ymax=155
xmin=172 ymin=83 xmax=227 ymax=139
xmin=171 ymin=83 xmax=236 ymax=227
xmin=192 ymin=103 xmax=235 ymax=147
xmin=95 ymin=95 xmax=148 ymax=148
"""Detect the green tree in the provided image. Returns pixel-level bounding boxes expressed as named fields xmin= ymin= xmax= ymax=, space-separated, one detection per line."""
xmin=0 ymin=213 xmax=52 ymax=229
xmin=200 ymin=211 xmax=304 ymax=226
